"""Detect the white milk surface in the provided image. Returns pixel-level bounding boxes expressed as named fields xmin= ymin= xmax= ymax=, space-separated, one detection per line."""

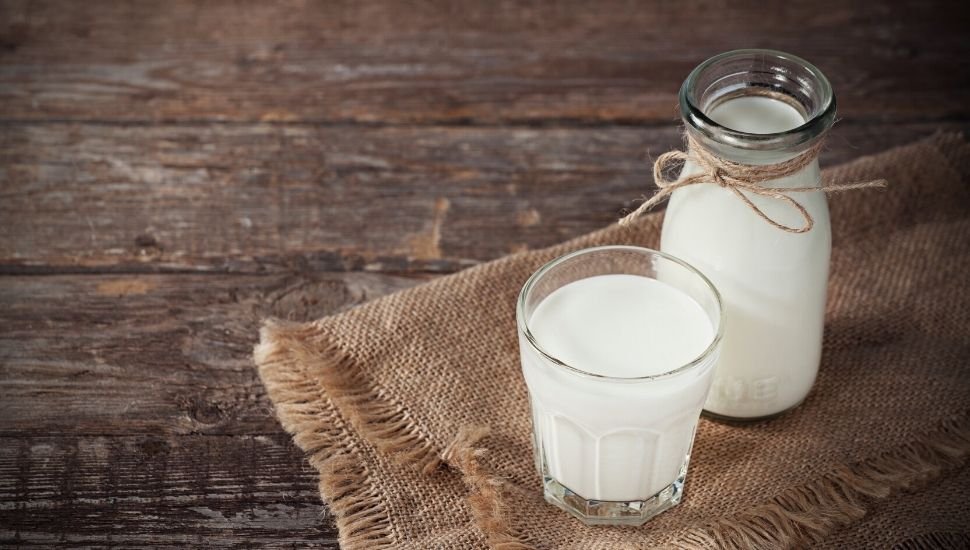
xmin=521 ymin=274 xmax=717 ymax=501
xmin=662 ymin=95 xmax=831 ymax=419
xmin=530 ymin=274 xmax=712 ymax=378
xmin=707 ymin=95 xmax=804 ymax=133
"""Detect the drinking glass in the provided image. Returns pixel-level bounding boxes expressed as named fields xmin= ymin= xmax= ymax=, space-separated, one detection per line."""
xmin=517 ymin=246 xmax=723 ymax=525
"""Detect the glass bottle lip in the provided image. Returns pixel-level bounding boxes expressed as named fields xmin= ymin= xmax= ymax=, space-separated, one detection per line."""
xmin=680 ymin=49 xmax=836 ymax=152
xmin=516 ymin=245 xmax=724 ymax=383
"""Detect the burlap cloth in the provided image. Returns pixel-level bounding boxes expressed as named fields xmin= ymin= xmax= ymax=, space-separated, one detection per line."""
xmin=254 ymin=133 xmax=970 ymax=549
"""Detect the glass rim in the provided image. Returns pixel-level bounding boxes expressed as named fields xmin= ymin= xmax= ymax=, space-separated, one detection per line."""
xmin=680 ymin=48 xmax=837 ymax=151
xmin=516 ymin=245 xmax=725 ymax=382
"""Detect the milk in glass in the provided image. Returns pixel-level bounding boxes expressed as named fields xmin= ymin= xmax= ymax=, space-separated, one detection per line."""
xmin=518 ymin=246 xmax=722 ymax=525
xmin=527 ymin=274 xmax=712 ymax=500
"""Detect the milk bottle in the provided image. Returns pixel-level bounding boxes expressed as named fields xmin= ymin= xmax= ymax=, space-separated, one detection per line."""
xmin=660 ymin=50 xmax=837 ymax=420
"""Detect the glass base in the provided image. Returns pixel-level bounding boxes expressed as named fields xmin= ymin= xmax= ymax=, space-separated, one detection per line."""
xmin=542 ymin=471 xmax=685 ymax=526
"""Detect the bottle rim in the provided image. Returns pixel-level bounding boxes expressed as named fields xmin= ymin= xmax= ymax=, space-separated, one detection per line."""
xmin=680 ymin=49 xmax=836 ymax=152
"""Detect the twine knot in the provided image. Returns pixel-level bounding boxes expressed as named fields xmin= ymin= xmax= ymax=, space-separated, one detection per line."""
xmin=711 ymin=167 xmax=729 ymax=188
xmin=620 ymin=134 xmax=888 ymax=233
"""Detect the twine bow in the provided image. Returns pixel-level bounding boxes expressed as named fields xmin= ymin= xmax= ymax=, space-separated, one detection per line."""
xmin=619 ymin=135 xmax=888 ymax=233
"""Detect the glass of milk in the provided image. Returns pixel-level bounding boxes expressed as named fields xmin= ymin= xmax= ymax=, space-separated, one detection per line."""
xmin=517 ymin=246 xmax=723 ymax=525
xmin=661 ymin=49 xmax=837 ymax=420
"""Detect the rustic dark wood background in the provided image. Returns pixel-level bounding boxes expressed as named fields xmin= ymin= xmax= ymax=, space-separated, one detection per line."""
xmin=1 ymin=1 xmax=968 ymax=547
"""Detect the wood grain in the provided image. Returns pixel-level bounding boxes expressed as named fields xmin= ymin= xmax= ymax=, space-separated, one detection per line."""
xmin=2 ymin=122 xmax=963 ymax=274
xmin=0 ymin=272 xmax=418 ymax=547
xmin=0 ymin=272 xmax=421 ymax=436
xmin=2 ymin=0 xmax=967 ymax=546
xmin=0 ymin=1 xmax=967 ymax=124
xmin=0 ymin=434 xmax=334 ymax=547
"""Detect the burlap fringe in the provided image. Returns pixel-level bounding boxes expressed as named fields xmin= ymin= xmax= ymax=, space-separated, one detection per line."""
xmin=672 ymin=413 xmax=970 ymax=549
xmin=892 ymin=531 xmax=970 ymax=550
xmin=305 ymin=338 xmax=443 ymax=474
xmin=443 ymin=426 xmax=536 ymax=550
xmin=317 ymin=454 xmax=394 ymax=548
xmin=255 ymin=320 xmax=394 ymax=550
xmin=256 ymin=319 xmax=533 ymax=548
xmin=314 ymin=339 xmax=536 ymax=548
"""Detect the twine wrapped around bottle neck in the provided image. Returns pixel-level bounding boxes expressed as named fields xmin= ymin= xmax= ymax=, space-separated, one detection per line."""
xmin=619 ymin=134 xmax=888 ymax=233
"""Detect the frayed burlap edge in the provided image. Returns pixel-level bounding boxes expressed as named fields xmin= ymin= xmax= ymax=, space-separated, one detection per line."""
xmin=304 ymin=336 xmax=444 ymax=475
xmin=443 ymin=426 xmax=537 ymax=550
xmin=255 ymin=320 xmax=395 ymax=549
xmin=892 ymin=531 xmax=970 ymax=550
xmin=255 ymin=318 xmax=533 ymax=549
xmin=671 ymin=412 xmax=970 ymax=549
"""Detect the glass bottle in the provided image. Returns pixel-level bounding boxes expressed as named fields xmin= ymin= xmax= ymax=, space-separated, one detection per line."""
xmin=660 ymin=49 xmax=836 ymax=420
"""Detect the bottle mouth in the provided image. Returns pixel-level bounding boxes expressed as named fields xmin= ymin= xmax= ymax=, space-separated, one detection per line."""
xmin=680 ymin=49 xmax=836 ymax=153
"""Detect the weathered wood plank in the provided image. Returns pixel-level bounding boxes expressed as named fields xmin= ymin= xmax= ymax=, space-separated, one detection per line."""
xmin=2 ymin=122 xmax=963 ymax=273
xmin=0 ymin=1 xmax=966 ymax=124
xmin=2 ymin=3 xmax=967 ymax=546
xmin=0 ymin=434 xmax=337 ymax=547
xmin=0 ymin=272 xmax=421 ymax=436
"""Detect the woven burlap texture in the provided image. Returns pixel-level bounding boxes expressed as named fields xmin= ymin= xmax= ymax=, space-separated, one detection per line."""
xmin=254 ymin=133 xmax=970 ymax=549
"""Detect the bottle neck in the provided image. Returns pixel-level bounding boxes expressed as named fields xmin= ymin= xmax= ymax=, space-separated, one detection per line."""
xmin=679 ymin=49 xmax=836 ymax=166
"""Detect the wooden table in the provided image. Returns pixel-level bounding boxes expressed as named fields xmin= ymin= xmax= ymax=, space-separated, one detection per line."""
xmin=1 ymin=1 xmax=967 ymax=546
